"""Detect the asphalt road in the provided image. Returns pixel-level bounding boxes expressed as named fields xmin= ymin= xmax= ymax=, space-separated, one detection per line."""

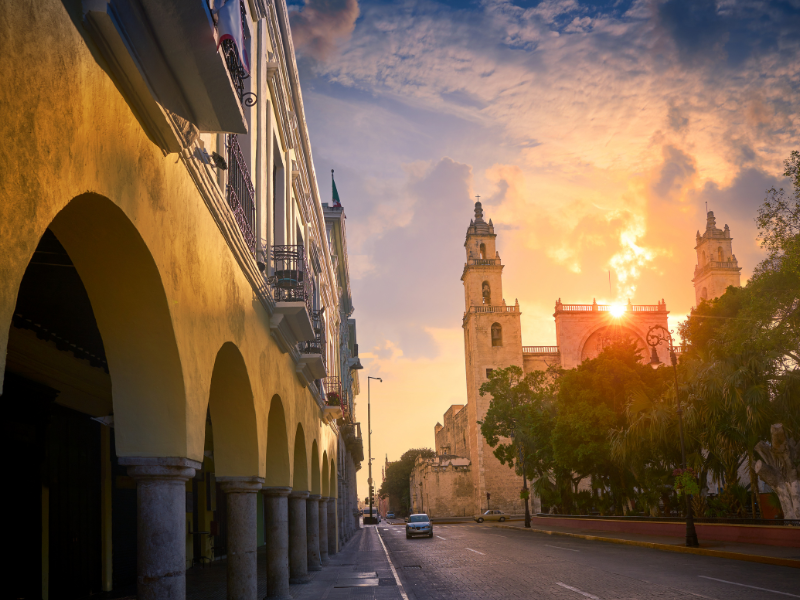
xmin=377 ymin=522 xmax=799 ymax=600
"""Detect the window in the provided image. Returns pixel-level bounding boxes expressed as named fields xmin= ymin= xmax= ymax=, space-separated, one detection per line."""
xmin=486 ymin=368 xmax=493 ymax=378
xmin=702 ymin=250 xmax=706 ymax=264
xmin=482 ymin=281 xmax=491 ymax=305
xmin=479 ymin=243 xmax=486 ymax=259
xmin=718 ymin=247 xmax=723 ymax=261
xmin=491 ymin=323 xmax=502 ymax=346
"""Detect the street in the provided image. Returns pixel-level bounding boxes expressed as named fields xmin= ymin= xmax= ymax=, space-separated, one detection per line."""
xmin=377 ymin=522 xmax=800 ymax=600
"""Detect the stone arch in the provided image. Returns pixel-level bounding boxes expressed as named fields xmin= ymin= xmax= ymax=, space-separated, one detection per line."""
xmin=482 ymin=281 xmax=491 ymax=305
xmin=578 ymin=323 xmax=647 ymax=363
xmin=311 ymin=439 xmax=321 ymax=495
xmin=491 ymin=322 xmax=502 ymax=346
xmin=207 ymin=342 xmax=259 ymax=476
xmin=329 ymin=459 xmax=337 ymax=499
xmin=39 ymin=194 xmax=187 ymax=457
xmin=321 ymin=450 xmax=330 ymax=497
xmin=479 ymin=243 xmax=486 ymax=259
xmin=293 ymin=424 xmax=309 ymax=491
xmin=264 ymin=395 xmax=291 ymax=486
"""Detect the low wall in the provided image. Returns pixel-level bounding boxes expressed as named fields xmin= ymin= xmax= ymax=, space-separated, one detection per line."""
xmin=532 ymin=517 xmax=799 ymax=547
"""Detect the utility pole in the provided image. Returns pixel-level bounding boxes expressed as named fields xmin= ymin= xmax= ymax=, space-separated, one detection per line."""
xmin=366 ymin=376 xmax=382 ymax=524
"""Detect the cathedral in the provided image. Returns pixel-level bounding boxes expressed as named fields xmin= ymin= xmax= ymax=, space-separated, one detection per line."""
xmin=410 ymin=203 xmax=742 ymax=518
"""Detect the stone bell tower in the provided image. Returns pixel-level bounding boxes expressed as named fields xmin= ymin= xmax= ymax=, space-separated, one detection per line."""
xmin=692 ymin=211 xmax=742 ymax=305
xmin=461 ymin=201 xmax=525 ymax=515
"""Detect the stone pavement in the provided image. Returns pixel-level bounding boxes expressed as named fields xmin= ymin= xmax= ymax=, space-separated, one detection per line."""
xmin=186 ymin=525 xmax=405 ymax=600
xmin=377 ymin=522 xmax=800 ymax=600
xmin=495 ymin=520 xmax=800 ymax=563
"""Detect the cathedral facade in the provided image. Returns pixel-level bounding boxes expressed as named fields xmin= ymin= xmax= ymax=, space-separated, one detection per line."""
xmin=411 ymin=203 xmax=741 ymax=518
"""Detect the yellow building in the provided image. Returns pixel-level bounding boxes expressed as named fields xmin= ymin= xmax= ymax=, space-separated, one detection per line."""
xmin=1 ymin=1 xmax=363 ymax=599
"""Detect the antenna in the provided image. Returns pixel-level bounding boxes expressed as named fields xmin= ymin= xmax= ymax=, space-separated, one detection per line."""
xmin=608 ymin=270 xmax=612 ymax=298
xmin=705 ymin=201 xmax=708 ymax=214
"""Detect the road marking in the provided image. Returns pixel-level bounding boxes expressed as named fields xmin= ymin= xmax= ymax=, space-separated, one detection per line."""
xmin=376 ymin=528 xmax=410 ymax=600
xmin=437 ymin=536 xmax=447 ymax=540
xmin=545 ymin=544 xmax=579 ymax=552
xmin=465 ymin=548 xmax=485 ymax=555
xmin=556 ymin=583 xmax=600 ymax=599
xmin=698 ymin=577 xmax=800 ymax=597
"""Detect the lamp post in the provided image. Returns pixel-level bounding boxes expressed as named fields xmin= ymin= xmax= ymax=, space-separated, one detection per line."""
xmin=366 ymin=376 xmax=382 ymax=524
xmin=646 ymin=324 xmax=699 ymax=548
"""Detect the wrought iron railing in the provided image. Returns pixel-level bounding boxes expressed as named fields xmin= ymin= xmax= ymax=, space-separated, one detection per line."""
xmin=269 ymin=245 xmax=309 ymax=305
xmin=220 ymin=2 xmax=256 ymax=107
xmin=324 ymin=376 xmax=342 ymax=407
xmin=300 ymin=310 xmax=327 ymax=369
xmin=225 ymin=135 xmax=256 ymax=255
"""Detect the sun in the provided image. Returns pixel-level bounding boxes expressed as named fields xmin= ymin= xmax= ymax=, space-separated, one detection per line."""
xmin=609 ymin=303 xmax=626 ymax=318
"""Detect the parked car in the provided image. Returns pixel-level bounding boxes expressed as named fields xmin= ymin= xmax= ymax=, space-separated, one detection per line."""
xmin=474 ymin=510 xmax=507 ymax=523
xmin=406 ymin=513 xmax=433 ymax=538
xmin=387 ymin=512 xmax=395 ymax=519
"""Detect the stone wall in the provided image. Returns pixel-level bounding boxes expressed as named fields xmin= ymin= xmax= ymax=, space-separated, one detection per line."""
xmin=410 ymin=456 xmax=473 ymax=518
xmin=435 ymin=404 xmax=470 ymax=459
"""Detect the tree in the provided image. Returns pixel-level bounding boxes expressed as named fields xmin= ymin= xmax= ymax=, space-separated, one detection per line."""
xmin=378 ymin=447 xmax=435 ymax=516
xmin=479 ymin=365 xmax=564 ymax=515
xmin=555 ymin=340 xmax=670 ymax=515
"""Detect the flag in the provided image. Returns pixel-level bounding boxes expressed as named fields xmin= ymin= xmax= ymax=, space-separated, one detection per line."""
xmin=215 ymin=0 xmax=250 ymax=74
xmin=332 ymin=170 xmax=342 ymax=207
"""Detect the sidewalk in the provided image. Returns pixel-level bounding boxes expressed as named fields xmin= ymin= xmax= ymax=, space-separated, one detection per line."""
xmin=186 ymin=526 xmax=405 ymax=600
xmin=494 ymin=520 xmax=800 ymax=568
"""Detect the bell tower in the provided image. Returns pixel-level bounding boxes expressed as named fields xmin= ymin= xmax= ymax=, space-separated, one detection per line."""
xmin=461 ymin=201 xmax=524 ymax=515
xmin=692 ymin=211 xmax=741 ymax=305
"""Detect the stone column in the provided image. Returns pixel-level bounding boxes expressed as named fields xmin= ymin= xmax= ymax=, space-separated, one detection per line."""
xmin=318 ymin=497 xmax=329 ymax=565
xmin=288 ymin=491 xmax=310 ymax=584
xmin=120 ymin=457 xmax=200 ymax=600
xmin=306 ymin=495 xmax=321 ymax=571
xmin=263 ymin=486 xmax=292 ymax=600
xmin=327 ymin=498 xmax=337 ymax=555
xmin=219 ymin=477 xmax=264 ymax=600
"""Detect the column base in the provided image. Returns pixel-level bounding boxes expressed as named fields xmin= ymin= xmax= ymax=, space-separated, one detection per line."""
xmin=289 ymin=574 xmax=312 ymax=584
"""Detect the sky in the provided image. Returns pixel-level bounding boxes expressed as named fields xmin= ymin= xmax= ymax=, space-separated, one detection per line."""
xmin=286 ymin=0 xmax=800 ymax=498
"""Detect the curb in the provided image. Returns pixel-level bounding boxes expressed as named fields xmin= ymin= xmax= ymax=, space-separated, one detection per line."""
xmin=493 ymin=524 xmax=800 ymax=569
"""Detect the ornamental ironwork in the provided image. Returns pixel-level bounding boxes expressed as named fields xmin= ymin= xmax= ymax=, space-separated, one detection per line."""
xmin=225 ymin=135 xmax=257 ymax=255
xmin=270 ymin=245 xmax=311 ymax=310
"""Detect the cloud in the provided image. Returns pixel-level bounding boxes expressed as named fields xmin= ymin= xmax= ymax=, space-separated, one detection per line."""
xmin=289 ymin=0 xmax=360 ymax=61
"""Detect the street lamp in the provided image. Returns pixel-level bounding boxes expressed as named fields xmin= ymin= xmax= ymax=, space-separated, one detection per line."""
xmin=646 ymin=324 xmax=699 ymax=548
xmin=366 ymin=376 xmax=382 ymax=524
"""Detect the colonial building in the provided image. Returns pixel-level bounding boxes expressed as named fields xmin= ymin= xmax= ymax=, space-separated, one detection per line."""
xmin=414 ymin=203 xmax=742 ymax=517
xmin=1 ymin=2 xmax=364 ymax=599
xmin=692 ymin=211 xmax=742 ymax=305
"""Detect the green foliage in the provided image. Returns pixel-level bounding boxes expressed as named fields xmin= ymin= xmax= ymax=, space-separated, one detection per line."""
xmin=378 ymin=447 xmax=435 ymax=516
xmin=673 ymin=468 xmax=700 ymax=498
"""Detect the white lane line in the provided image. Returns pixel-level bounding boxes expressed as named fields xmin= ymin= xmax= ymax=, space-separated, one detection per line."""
xmin=545 ymin=544 xmax=579 ymax=552
xmin=556 ymin=582 xmax=600 ymax=599
xmin=376 ymin=528 xmax=410 ymax=600
xmin=465 ymin=548 xmax=485 ymax=555
xmin=698 ymin=577 xmax=800 ymax=597
xmin=437 ymin=535 xmax=447 ymax=540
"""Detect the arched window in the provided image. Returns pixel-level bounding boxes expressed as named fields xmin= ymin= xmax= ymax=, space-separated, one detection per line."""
xmin=701 ymin=287 xmax=708 ymax=300
xmin=718 ymin=247 xmax=723 ymax=262
xmin=702 ymin=250 xmax=706 ymax=264
xmin=491 ymin=323 xmax=502 ymax=347
xmin=479 ymin=243 xmax=486 ymax=259
xmin=482 ymin=281 xmax=491 ymax=305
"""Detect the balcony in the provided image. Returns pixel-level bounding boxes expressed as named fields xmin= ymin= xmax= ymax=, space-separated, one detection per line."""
xmin=82 ymin=0 xmax=248 ymax=154
xmin=268 ymin=246 xmax=314 ymax=344
xmin=322 ymin=376 xmax=343 ymax=423
xmin=225 ymin=135 xmax=256 ymax=256
xmin=297 ymin=310 xmax=327 ymax=380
